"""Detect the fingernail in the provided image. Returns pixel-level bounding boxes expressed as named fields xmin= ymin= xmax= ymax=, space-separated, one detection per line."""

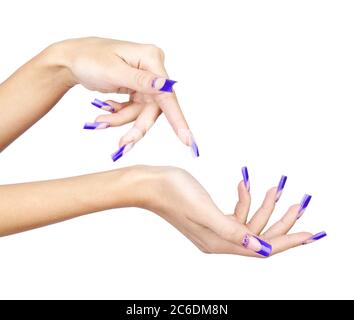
xmin=111 ymin=143 xmax=134 ymax=162
xmin=83 ymin=122 xmax=110 ymax=130
xmin=303 ymin=231 xmax=327 ymax=245
xmin=152 ymin=77 xmax=177 ymax=92
xmin=91 ymin=99 xmax=115 ymax=112
xmin=177 ymin=129 xmax=199 ymax=158
xmin=275 ymin=175 xmax=287 ymax=202
xmin=242 ymin=234 xmax=272 ymax=257
xmin=297 ymin=194 xmax=312 ymax=219
xmin=191 ymin=139 xmax=200 ymax=157
xmin=241 ymin=166 xmax=250 ymax=192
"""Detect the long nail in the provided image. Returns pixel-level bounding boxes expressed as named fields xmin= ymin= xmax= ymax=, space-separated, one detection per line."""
xmin=241 ymin=167 xmax=250 ymax=192
xmin=91 ymin=99 xmax=115 ymax=112
xmin=152 ymin=78 xmax=177 ymax=93
xmin=275 ymin=175 xmax=287 ymax=202
xmin=191 ymin=138 xmax=200 ymax=157
xmin=83 ymin=122 xmax=110 ymax=130
xmin=303 ymin=231 xmax=327 ymax=245
xmin=111 ymin=143 xmax=134 ymax=162
xmin=297 ymin=194 xmax=312 ymax=219
xmin=177 ymin=129 xmax=200 ymax=157
xmin=242 ymin=234 xmax=272 ymax=257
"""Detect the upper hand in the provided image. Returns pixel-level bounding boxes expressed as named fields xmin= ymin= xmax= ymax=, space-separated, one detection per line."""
xmin=58 ymin=37 xmax=197 ymax=159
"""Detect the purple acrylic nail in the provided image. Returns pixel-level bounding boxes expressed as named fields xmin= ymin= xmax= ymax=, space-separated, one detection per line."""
xmin=242 ymin=234 xmax=272 ymax=257
xmin=275 ymin=175 xmax=287 ymax=202
xmin=91 ymin=99 xmax=115 ymax=112
xmin=241 ymin=166 xmax=250 ymax=192
xmin=297 ymin=194 xmax=312 ymax=219
xmin=111 ymin=145 xmax=126 ymax=162
xmin=255 ymin=236 xmax=272 ymax=257
xmin=152 ymin=78 xmax=177 ymax=93
xmin=191 ymin=140 xmax=200 ymax=157
xmin=303 ymin=231 xmax=327 ymax=245
xmin=83 ymin=122 xmax=109 ymax=130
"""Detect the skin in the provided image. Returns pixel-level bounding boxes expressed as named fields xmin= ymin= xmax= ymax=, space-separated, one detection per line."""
xmin=0 ymin=37 xmax=315 ymax=257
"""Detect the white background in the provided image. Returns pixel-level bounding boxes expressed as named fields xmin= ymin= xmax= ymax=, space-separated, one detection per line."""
xmin=0 ymin=0 xmax=353 ymax=299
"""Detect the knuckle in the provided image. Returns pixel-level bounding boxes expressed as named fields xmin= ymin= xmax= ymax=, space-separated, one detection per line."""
xmin=134 ymin=70 xmax=150 ymax=88
xmin=145 ymin=44 xmax=164 ymax=59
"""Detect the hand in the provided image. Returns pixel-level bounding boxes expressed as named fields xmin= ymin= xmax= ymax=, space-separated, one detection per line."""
xmin=58 ymin=37 xmax=198 ymax=160
xmin=142 ymin=166 xmax=326 ymax=257
xmin=0 ymin=164 xmax=326 ymax=255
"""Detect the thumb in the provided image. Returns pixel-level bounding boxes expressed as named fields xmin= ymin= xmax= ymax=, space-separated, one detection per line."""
xmin=119 ymin=65 xmax=177 ymax=94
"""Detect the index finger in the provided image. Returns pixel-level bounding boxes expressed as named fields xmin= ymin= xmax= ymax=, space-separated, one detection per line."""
xmin=146 ymin=60 xmax=199 ymax=156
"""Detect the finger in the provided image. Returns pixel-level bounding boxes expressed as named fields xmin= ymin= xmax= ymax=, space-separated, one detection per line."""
xmin=91 ymin=98 xmax=116 ymax=113
xmin=95 ymin=103 xmax=143 ymax=127
xmin=176 ymin=213 xmax=256 ymax=256
xmin=99 ymin=100 xmax=131 ymax=113
xmin=268 ymin=232 xmax=313 ymax=255
xmin=184 ymin=221 xmax=254 ymax=256
xmin=110 ymin=100 xmax=161 ymax=162
xmin=128 ymin=92 xmax=146 ymax=104
xmin=262 ymin=194 xmax=312 ymax=239
xmin=178 ymin=189 xmax=272 ymax=257
xmin=193 ymin=225 xmax=323 ymax=257
xmin=247 ymin=187 xmax=277 ymax=234
xmin=119 ymin=101 xmax=161 ymax=147
xmin=154 ymin=91 xmax=191 ymax=143
xmin=143 ymin=60 xmax=196 ymax=152
xmin=233 ymin=180 xmax=251 ymax=223
xmin=206 ymin=213 xmax=273 ymax=258
xmin=105 ymin=100 xmax=131 ymax=112
xmin=90 ymin=98 xmax=131 ymax=113
xmin=262 ymin=204 xmax=300 ymax=239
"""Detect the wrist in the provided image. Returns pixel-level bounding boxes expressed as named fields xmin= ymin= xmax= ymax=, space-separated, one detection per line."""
xmin=39 ymin=39 xmax=78 ymax=89
xmin=106 ymin=165 xmax=158 ymax=209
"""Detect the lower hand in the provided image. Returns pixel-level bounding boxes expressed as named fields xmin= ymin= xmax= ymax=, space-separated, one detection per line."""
xmin=141 ymin=166 xmax=326 ymax=257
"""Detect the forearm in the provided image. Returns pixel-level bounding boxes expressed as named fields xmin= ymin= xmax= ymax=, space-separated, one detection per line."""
xmin=0 ymin=41 xmax=74 ymax=151
xmin=0 ymin=165 xmax=150 ymax=236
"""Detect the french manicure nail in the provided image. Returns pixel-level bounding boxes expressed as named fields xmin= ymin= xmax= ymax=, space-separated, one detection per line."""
xmin=91 ymin=99 xmax=115 ymax=112
xmin=275 ymin=175 xmax=287 ymax=202
xmin=191 ymin=139 xmax=200 ymax=157
xmin=242 ymin=234 xmax=272 ymax=257
xmin=111 ymin=143 xmax=134 ymax=162
xmin=177 ymin=129 xmax=200 ymax=158
xmin=152 ymin=77 xmax=177 ymax=92
xmin=297 ymin=194 xmax=312 ymax=219
xmin=83 ymin=122 xmax=110 ymax=130
xmin=111 ymin=145 xmax=126 ymax=162
xmin=303 ymin=231 xmax=327 ymax=245
xmin=241 ymin=166 xmax=250 ymax=192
